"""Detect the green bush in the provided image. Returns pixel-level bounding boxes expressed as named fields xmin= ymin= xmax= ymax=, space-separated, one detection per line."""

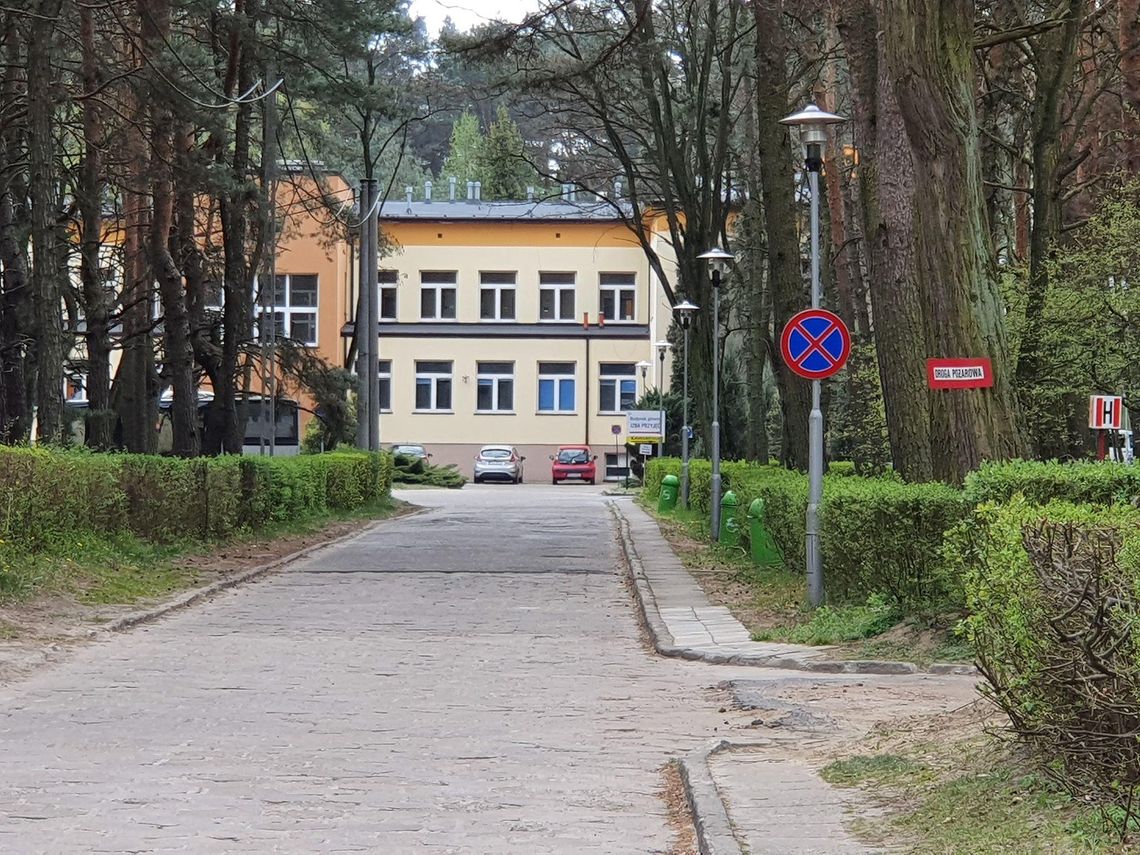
xmin=0 ymin=447 xmax=392 ymax=550
xmin=391 ymin=453 xmax=467 ymax=488
xmin=645 ymin=457 xmax=968 ymax=611
xmin=964 ymin=459 xmax=1140 ymax=507
xmin=955 ymin=496 xmax=1140 ymax=830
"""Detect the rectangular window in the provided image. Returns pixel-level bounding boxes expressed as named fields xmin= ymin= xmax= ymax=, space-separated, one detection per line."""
xmin=538 ymin=361 xmax=576 ymax=413
xmin=539 ymin=272 xmax=576 ymax=321
xmin=599 ymin=272 xmax=636 ymax=322
xmin=415 ymin=360 xmax=453 ymax=411
xmin=599 ymin=362 xmax=637 ymax=413
xmin=254 ymin=274 xmax=319 ymax=345
xmin=479 ymin=271 xmax=516 ymax=321
xmin=476 ymin=361 xmax=514 ymax=412
xmin=379 ymin=359 xmax=392 ymax=412
xmin=420 ymin=271 xmax=457 ymax=320
xmin=378 ymin=270 xmax=398 ymax=321
xmin=604 ymin=452 xmax=630 ymax=481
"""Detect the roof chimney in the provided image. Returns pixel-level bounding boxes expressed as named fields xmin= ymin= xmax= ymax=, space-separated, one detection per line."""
xmin=405 ymin=185 xmax=413 ymax=206
xmin=526 ymin=186 xmax=535 ymax=202
xmin=473 ymin=181 xmax=482 ymax=201
xmin=614 ymin=177 xmax=623 ymax=198
xmin=449 ymin=176 xmax=457 ymax=202
xmin=424 ymin=180 xmax=433 ymax=202
xmin=466 ymin=180 xmax=475 ymax=201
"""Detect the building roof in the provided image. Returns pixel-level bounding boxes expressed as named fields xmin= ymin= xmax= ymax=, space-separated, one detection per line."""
xmin=377 ymin=199 xmax=632 ymax=223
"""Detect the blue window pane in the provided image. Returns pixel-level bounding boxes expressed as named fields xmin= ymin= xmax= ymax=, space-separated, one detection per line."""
xmin=558 ymin=379 xmax=574 ymax=411
xmin=539 ymin=378 xmax=554 ymax=411
xmin=619 ymin=379 xmax=636 ymax=410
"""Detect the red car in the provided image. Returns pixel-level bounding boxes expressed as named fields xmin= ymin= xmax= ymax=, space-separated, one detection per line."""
xmin=550 ymin=445 xmax=597 ymax=485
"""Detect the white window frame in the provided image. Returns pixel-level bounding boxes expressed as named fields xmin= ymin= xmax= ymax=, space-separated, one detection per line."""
xmin=539 ymin=272 xmax=576 ymax=322
xmin=255 ymin=273 xmax=319 ymax=346
xmin=537 ymin=362 xmax=576 ymax=413
xmin=414 ymin=360 xmax=453 ymax=412
xmin=420 ymin=271 xmax=457 ymax=321
xmin=604 ymin=451 xmax=631 ymax=481
xmin=599 ymin=272 xmax=636 ymax=323
xmin=476 ymin=361 xmax=515 ymax=413
xmin=379 ymin=359 xmax=392 ymax=413
xmin=479 ymin=272 xmax=517 ymax=322
xmin=599 ymin=363 xmax=638 ymax=414
xmin=378 ymin=270 xmax=398 ymax=321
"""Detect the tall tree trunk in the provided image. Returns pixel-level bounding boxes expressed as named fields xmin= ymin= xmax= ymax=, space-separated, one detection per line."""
xmin=141 ymin=0 xmax=199 ymax=457
xmin=838 ymin=0 xmax=934 ymax=481
xmin=752 ymin=0 xmax=810 ymax=470
xmin=27 ymin=0 xmax=65 ymax=444
xmin=881 ymin=0 xmax=1025 ymax=482
xmin=78 ymin=4 xmax=114 ymax=449
xmin=1122 ymin=0 xmax=1140 ymax=173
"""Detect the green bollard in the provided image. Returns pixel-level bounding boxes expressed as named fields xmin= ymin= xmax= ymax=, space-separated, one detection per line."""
xmin=658 ymin=474 xmax=680 ymax=513
xmin=747 ymin=498 xmax=782 ymax=566
xmin=719 ymin=490 xmax=740 ymax=546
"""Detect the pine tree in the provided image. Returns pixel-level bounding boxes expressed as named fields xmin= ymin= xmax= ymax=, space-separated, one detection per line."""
xmin=440 ymin=112 xmax=485 ymax=187
xmin=479 ymin=106 xmax=534 ymax=200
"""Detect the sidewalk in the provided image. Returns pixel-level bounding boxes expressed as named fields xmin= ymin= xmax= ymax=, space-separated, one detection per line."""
xmin=611 ymin=498 xmax=973 ymax=676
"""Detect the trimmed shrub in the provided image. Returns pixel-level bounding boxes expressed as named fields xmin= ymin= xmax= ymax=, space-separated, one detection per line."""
xmin=0 ymin=447 xmax=392 ymax=550
xmin=955 ymin=497 xmax=1140 ymax=831
xmin=645 ymin=457 xmax=968 ymax=611
xmin=964 ymin=459 xmax=1140 ymax=507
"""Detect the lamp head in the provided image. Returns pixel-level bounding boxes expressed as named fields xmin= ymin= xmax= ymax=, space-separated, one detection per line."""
xmin=636 ymin=360 xmax=651 ymax=375
xmin=673 ymin=299 xmax=699 ymax=328
xmin=655 ymin=340 xmax=671 ymax=359
xmin=778 ymin=103 xmax=846 ymax=129
xmin=697 ymin=246 xmax=734 ymax=280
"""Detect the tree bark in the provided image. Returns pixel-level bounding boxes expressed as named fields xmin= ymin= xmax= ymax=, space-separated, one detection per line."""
xmin=27 ymin=0 xmax=65 ymax=444
xmin=752 ymin=0 xmax=810 ymax=470
xmin=1122 ymin=0 xmax=1140 ymax=173
xmin=881 ymin=0 xmax=1025 ymax=482
xmin=838 ymin=0 xmax=934 ymax=481
xmin=78 ymin=4 xmax=114 ymax=449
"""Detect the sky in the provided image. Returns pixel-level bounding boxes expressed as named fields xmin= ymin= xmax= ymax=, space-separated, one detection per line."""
xmin=408 ymin=0 xmax=544 ymax=36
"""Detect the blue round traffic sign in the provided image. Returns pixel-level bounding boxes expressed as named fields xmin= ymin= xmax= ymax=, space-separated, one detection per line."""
xmin=780 ymin=308 xmax=851 ymax=380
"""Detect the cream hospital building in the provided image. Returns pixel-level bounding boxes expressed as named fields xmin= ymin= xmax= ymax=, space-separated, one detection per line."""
xmin=353 ymin=189 xmax=678 ymax=479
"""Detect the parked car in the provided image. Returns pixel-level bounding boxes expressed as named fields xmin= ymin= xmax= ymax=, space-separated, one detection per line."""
xmin=550 ymin=445 xmax=597 ymax=485
xmin=389 ymin=443 xmax=432 ymax=460
xmin=474 ymin=445 xmax=525 ymax=484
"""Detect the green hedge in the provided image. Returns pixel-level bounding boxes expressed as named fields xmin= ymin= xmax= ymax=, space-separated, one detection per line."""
xmin=964 ymin=459 xmax=1140 ymax=507
xmin=0 ymin=447 xmax=392 ymax=548
xmin=645 ymin=458 xmax=967 ymax=610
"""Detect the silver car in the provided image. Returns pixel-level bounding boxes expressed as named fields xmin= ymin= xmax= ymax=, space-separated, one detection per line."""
xmin=473 ymin=445 xmax=525 ymax=484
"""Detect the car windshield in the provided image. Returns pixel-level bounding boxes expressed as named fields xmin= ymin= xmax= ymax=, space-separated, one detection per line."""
xmin=558 ymin=449 xmax=589 ymax=464
xmin=480 ymin=448 xmax=512 ymax=460
xmin=393 ymin=445 xmax=424 ymax=455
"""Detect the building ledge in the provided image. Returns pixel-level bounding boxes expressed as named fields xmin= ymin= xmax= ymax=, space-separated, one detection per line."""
xmin=341 ymin=322 xmax=651 ymax=340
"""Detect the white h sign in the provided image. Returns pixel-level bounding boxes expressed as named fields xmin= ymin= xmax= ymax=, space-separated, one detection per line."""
xmin=1089 ymin=395 xmax=1124 ymax=430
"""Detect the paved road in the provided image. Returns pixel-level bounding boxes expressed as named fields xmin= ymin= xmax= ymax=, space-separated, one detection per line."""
xmin=0 ymin=485 xmax=735 ymax=854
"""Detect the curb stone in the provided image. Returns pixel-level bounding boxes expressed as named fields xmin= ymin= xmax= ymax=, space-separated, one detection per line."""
xmin=91 ymin=504 xmax=429 ymax=637
xmin=607 ymin=500 xmax=977 ymax=678
xmin=678 ymin=739 xmax=755 ymax=855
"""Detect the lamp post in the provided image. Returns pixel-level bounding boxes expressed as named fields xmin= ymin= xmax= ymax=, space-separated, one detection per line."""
xmin=636 ymin=360 xmax=651 ymax=398
xmin=654 ymin=340 xmax=671 ymax=395
xmin=780 ymin=103 xmax=846 ymax=607
xmin=697 ymin=246 xmax=734 ymax=542
xmin=673 ymin=300 xmax=698 ymax=508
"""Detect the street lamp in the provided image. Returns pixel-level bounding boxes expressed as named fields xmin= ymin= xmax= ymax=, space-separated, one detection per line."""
xmin=697 ymin=246 xmax=734 ymax=542
xmin=780 ymin=102 xmax=845 ymax=607
xmin=673 ymin=299 xmax=698 ymax=509
xmin=636 ymin=360 xmax=651 ymax=397
xmin=654 ymin=340 xmax=671 ymax=394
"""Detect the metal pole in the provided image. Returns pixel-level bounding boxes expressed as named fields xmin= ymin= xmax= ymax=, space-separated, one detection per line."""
xmin=355 ymin=182 xmax=370 ymax=450
xmin=266 ymin=68 xmax=278 ymax=457
xmin=681 ymin=323 xmax=690 ymax=509
xmin=710 ymin=273 xmax=721 ymax=542
xmin=806 ymin=159 xmax=824 ymax=606
xmin=365 ymin=178 xmax=380 ymax=451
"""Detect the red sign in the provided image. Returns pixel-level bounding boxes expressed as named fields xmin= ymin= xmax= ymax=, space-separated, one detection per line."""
xmin=1089 ymin=395 xmax=1123 ymax=430
xmin=780 ymin=309 xmax=851 ymax=380
xmin=926 ymin=358 xmax=994 ymax=390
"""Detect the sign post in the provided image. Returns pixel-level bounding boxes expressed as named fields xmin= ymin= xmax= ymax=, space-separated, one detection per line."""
xmin=780 ymin=308 xmax=850 ymax=608
xmin=611 ymin=424 xmax=622 ymax=482
xmin=1089 ymin=395 xmax=1124 ymax=461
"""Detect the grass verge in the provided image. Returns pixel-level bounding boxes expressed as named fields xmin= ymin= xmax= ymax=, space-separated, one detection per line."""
xmin=0 ymin=498 xmax=403 ymax=608
xmin=822 ymin=714 xmax=1128 ymax=853
xmin=650 ymin=503 xmax=970 ymax=666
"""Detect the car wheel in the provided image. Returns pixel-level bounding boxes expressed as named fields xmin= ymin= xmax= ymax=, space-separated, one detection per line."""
xmin=552 ymin=477 xmax=558 ymax=485
xmin=589 ymin=479 xmax=595 ymax=485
